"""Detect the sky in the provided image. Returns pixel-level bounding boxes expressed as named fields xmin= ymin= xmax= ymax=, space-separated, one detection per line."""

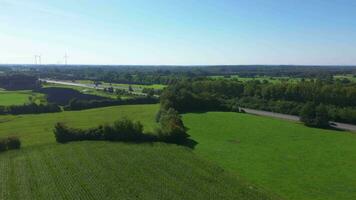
xmin=0 ymin=0 xmax=356 ymax=65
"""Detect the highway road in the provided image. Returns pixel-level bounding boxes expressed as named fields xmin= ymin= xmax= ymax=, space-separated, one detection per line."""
xmin=242 ymin=108 xmax=356 ymax=132
xmin=40 ymin=79 xmax=146 ymax=96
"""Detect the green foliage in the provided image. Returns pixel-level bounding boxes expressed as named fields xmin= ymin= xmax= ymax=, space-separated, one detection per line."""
xmin=157 ymin=108 xmax=189 ymax=144
xmin=300 ymin=102 xmax=330 ymax=128
xmin=6 ymin=136 xmax=21 ymax=150
xmin=0 ymin=103 xmax=61 ymax=115
xmin=0 ymin=139 xmax=7 ymax=152
xmin=102 ymin=119 xmax=145 ymax=141
xmin=0 ymin=136 xmax=21 ymax=152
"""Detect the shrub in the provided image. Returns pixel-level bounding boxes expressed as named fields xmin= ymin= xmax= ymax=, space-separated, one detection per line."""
xmin=0 ymin=137 xmax=22 ymax=152
xmin=0 ymin=139 xmax=7 ymax=152
xmin=54 ymin=122 xmax=82 ymax=143
xmin=7 ymin=136 xmax=21 ymax=149
xmin=103 ymin=119 xmax=145 ymax=141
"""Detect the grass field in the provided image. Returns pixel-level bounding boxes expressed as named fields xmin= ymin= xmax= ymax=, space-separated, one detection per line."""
xmin=0 ymin=142 xmax=274 ymax=200
xmin=0 ymin=104 xmax=160 ymax=147
xmin=183 ymin=112 xmax=356 ymax=200
xmin=0 ymin=104 xmax=276 ymax=200
xmin=0 ymin=90 xmax=45 ymax=106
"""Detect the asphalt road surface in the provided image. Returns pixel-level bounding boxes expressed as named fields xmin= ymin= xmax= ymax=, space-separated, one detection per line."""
xmin=242 ymin=108 xmax=356 ymax=132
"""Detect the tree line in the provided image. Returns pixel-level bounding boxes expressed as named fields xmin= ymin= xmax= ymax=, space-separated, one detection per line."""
xmin=54 ymin=109 xmax=189 ymax=146
xmin=64 ymin=96 xmax=159 ymax=111
xmin=0 ymin=103 xmax=61 ymax=115
xmin=160 ymin=78 xmax=356 ymax=126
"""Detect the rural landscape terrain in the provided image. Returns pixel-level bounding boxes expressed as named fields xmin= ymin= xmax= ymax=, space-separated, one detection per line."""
xmin=0 ymin=64 xmax=356 ymax=200
xmin=1 ymin=0 xmax=356 ymax=199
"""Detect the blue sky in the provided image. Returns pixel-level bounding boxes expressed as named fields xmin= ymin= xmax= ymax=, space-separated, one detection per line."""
xmin=0 ymin=0 xmax=356 ymax=65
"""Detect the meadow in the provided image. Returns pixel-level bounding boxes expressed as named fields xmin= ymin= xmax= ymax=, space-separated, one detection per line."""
xmin=183 ymin=112 xmax=356 ymax=200
xmin=0 ymin=90 xmax=45 ymax=106
xmin=0 ymin=104 xmax=159 ymax=147
xmin=0 ymin=104 xmax=275 ymax=200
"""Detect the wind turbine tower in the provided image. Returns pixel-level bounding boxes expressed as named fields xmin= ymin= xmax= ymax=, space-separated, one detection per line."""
xmin=64 ymin=53 xmax=68 ymax=65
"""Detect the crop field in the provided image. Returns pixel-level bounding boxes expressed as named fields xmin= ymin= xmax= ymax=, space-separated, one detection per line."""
xmin=0 ymin=104 xmax=160 ymax=147
xmin=0 ymin=90 xmax=45 ymax=106
xmin=0 ymin=104 xmax=276 ymax=200
xmin=183 ymin=112 xmax=356 ymax=200
xmin=0 ymin=142 xmax=275 ymax=200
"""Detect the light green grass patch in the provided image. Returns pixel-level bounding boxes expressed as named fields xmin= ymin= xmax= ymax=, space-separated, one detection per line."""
xmin=0 ymin=90 xmax=45 ymax=106
xmin=183 ymin=112 xmax=356 ymax=200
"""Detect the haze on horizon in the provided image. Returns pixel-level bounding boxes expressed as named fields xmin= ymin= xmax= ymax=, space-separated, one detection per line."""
xmin=0 ymin=0 xmax=355 ymax=65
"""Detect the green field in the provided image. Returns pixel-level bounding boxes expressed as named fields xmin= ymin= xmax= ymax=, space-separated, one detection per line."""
xmin=0 ymin=104 xmax=160 ymax=147
xmin=0 ymin=90 xmax=45 ymax=106
xmin=183 ymin=112 xmax=356 ymax=200
xmin=0 ymin=104 xmax=275 ymax=200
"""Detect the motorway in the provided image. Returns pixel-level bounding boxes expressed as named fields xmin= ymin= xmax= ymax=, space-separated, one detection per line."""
xmin=242 ymin=108 xmax=356 ymax=132
xmin=40 ymin=79 xmax=146 ymax=96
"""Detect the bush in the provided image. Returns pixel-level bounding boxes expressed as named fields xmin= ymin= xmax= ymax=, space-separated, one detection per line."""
xmin=0 ymin=139 xmax=7 ymax=152
xmin=54 ymin=122 xmax=83 ymax=143
xmin=0 ymin=136 xmax=22 ymax=152
xmin=103 ymin=119 xmax=145 ymax=141
xmin=54 ymin=119 xmax=151 ymax=143
xmin=7 ymin=137 xmax=21 ymax=149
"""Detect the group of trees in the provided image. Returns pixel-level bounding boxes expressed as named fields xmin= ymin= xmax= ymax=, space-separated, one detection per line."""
xmin=0 ymin=103 xmax=61 ymax=115
xmin=160 ymin=78 xmax=356 ymax=126
xmin=64 ymin=96 xmax=158 ymax=111
xmin=54 ymin=114 xmax=189 ymax=145
xmin=0 ymin=74 xmax=40 ymax=90
xmin=0 ymin=136 xmax=21 ymax=153
xmin=300 ymin=103 xmax=330 ymax=128
xmin=54 ymin=119 xmax=150 ymax=143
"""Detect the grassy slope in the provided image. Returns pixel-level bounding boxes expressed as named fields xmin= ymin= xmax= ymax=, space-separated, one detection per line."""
xmin=183 ymin=112 xmax=356 ymax=200
xmin=0 ymin=90 xmax=45 ymax=106
xmin=0 ymin=104 xmax=276 ymax=200
xmin=0 ymin=104 xmax=160 ymax=147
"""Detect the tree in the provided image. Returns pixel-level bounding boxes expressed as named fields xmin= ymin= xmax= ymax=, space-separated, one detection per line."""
xmin=300 ymin=102 xmax=316 ymax=126
xmin=157 ymin=108 xmax=189 ymax=143
xmin=315 ymin=104 xmax=330 ymax=128
xmin=128 ymin=85 xmax=133 ymax=92
xmin=300 ymin=102 xmax=330 ymax=128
